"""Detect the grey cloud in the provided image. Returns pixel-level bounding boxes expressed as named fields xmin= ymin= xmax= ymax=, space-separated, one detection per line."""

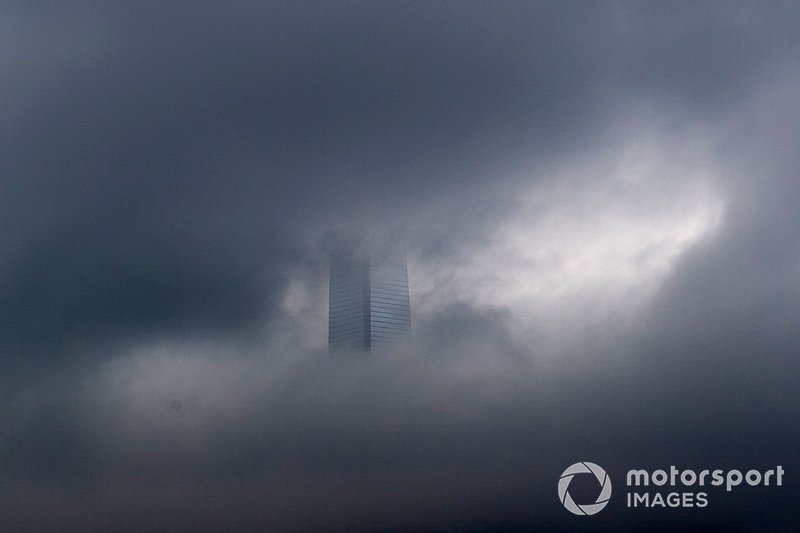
xmin=1 ymin=2 xmax=799 ymax=531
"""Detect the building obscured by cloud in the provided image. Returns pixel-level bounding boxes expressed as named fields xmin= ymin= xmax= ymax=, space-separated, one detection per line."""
xmin=329 ymin=241 xmax=410 ymax=351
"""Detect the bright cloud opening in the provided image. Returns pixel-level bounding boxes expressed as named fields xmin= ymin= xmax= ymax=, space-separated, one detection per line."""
xmin=412 ymin=129 xmax=726 ymax=349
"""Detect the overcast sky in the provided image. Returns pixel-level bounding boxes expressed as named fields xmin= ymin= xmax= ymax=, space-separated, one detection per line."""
xmin=1 ymin=2 xmax=799 ymax=531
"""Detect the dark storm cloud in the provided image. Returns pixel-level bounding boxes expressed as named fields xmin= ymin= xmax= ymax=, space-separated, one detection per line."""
xmin=1 ymin=1 xmax=799 ymax=531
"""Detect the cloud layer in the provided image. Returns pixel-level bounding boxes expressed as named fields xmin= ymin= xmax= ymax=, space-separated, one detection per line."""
xmin=1 ymin=2 xmax=799 ymax=530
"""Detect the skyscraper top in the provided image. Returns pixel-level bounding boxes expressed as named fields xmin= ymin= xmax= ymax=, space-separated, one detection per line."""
xmin=328 ymin=243 xmax=410 ymax=352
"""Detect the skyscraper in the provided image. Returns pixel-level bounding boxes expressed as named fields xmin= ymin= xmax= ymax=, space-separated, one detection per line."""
xmin=328 ymin=244 xmax=410 ymax=351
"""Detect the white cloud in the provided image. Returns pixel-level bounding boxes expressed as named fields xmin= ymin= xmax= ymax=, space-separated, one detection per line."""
xmin=412 ymin=125 xmax=725 ymax=352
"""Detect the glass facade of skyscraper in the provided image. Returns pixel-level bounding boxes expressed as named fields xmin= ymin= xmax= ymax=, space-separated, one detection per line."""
xmin=329 ymin=247 xmax=410 ymax=351
xmin=367 ymin=251 xmax=411 ymax=348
